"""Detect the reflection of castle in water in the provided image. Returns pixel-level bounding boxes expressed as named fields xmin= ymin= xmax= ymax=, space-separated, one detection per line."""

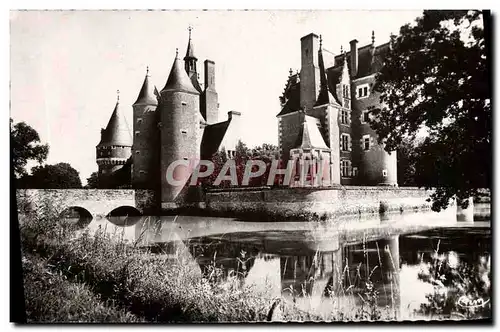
xmin=75 ymin=212 xmax=490 ymax=318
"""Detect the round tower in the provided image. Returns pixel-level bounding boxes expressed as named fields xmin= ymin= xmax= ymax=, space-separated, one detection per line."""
xmin=96 ymin=91 xmax=132 ymax=185
xmin=132 ymin=67 xmax=159 ymax=189
xmin=159 ymin=49 xmax=201 ymax=209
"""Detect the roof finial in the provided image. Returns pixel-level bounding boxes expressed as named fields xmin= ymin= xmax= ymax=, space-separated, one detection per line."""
xmin=188 ymin=25 xmax=192 ymax=40
xmin=289 ymin=68 xmax=293 ymax=77
xmin=146 ymin=65 xmax=149 ymax=76
xmin=319 ymin=34 xmax=322 ymax=48
xmin=340 ymin=45 xmax=343 ymax=54
xmin=175 ymin=48 xmax=179 ymax=58
xmin=372 ymin=30 xmax=375 ymax=45
xmin=117 ymin=89 xmax=120 ymax=102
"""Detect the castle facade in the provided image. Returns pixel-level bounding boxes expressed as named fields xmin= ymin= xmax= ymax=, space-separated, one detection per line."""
xmin=96 ymin=29 xmax=242 ymax=209
xmin=95 ymin=29 xmax=398 ymax=211
xmin=277 ymin=32 xmax=398 ymax=187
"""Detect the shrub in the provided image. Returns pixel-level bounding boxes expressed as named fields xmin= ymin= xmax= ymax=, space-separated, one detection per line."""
xmin=22 ymin=254 xmax=141 ymax=323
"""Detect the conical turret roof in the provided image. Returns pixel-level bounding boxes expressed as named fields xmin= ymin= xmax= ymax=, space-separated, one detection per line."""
xmin=161 ymin=50 xmax=199 ymax=94
xmin=315 ymin=38 xmax=339 ymax=107
xmin=98 ymin=99 xmax=132 ymax=147
xmin=294 ymin=116 xmax=329 ymax=150
xmin=184 ymin=26 xmax=197 ymax=60
xmin=133 ymin=68 xmax=158 ymax=106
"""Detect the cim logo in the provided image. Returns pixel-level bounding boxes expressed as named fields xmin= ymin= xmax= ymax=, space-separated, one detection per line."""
xmin=456 ymin=295 xmax=490 ymax=309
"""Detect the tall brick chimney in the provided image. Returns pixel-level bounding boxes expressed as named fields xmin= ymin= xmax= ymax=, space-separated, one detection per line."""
xmin=349 ymin=39 xmax=358 ymax=77
xmin=202 ymin=59 xmax=218 ymax=124
xmin=300 ymin=33 xmax=320 ymax=111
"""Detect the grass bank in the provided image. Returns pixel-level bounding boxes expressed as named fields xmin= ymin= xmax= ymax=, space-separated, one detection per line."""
xmin=17 ymin=197 xmax=491 ymax=322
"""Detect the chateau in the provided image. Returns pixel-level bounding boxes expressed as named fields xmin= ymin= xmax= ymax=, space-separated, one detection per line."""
xmin=96 ymin=28 xmax=242 ymax=208
xmin=278 ymin=32 xmax=398 ymax=187
xmin=95 ymin=29 xmax=398 ymax=210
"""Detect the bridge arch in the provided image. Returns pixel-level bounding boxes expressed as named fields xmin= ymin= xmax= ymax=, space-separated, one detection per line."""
xmin=59 ymin=206 xmax=94 ymax=229
xmin=106 ymin=205 xmax=143 ymax=226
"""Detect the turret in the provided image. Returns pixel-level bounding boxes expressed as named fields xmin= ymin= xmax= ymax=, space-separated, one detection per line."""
xmin=159 ymin=49 xmax=201 ymax=209
xmin=132 ymin=67 xmax=159 ymax=189
xmin=184 ymin=26 xmax=202 ymax=93
xmin=96 ymin=91 xmax=132 ymax=186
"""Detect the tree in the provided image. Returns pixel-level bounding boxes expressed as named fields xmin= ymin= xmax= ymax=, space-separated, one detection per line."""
xmin=10 ymin=118 xmax=49 ymax=179
xmin=370 ymin=10 xmax=491 ymax=211
xmin=397 ymin=136 xmax=424 ymax=187
xmin=203 ymin=141 xmax=281 ymax=188
xmin=19 ymin=162 xmax=82 ymax=189
xmin=85 ymin=172 xmax=99 ymax=189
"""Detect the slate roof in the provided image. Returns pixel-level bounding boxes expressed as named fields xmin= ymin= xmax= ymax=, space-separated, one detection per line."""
xmin=200 ymin=120 xmax=231 ymax=159
xmin=98 ymin=101 xmax=133 ymax=147
xmin=277 ymin=41 xmax=390 ymax=117
xmin=184 ymin=34 xmax=197 ymax=60
xmin=133 ymin=72 xmax=158 ymax=106
xmin=315 ymin=47 xmax=340 ymax=107
xmin=330 ymin=42 xmax=390 ymax=79
xmin=161 ymin=52 xmax=199 ymax=94
xmin=277 ymin=75 xmax=301 ymax=117
xmin=293 ymin=116 xmax=329 ymax=150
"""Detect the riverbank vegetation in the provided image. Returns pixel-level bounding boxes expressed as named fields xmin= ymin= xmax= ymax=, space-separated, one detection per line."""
xmin=17 ymin=197 xmax=490 ymax=323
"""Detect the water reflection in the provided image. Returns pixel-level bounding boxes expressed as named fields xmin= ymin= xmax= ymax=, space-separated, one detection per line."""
xmin=70 ymin=203 xmax=490 ymax=320
xmin=59 ymin=206 xmax=93 ymax=229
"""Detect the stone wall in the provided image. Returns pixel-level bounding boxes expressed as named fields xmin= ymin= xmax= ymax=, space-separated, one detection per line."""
xmin=16 ymin=189 xmax=156 ymax=218
xmin=205 ymin=186 xmax=434 ymax=221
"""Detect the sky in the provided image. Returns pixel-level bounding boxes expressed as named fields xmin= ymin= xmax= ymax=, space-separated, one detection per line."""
xmin=10 ymin=10 xmax=424 ymax=184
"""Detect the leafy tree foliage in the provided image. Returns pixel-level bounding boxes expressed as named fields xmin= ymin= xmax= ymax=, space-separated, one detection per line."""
xmin=11 ymin=118 xmax=49 ymax=179
xmin=370 ymin=10 xmax=491 ymax=211
xmin=85 ymin=172 xmax=99 ymax=189
xmin=19 ymin=162 xmax=83 ymax=189
xmin=204 ymin=141 xmax=281 ymax=188
xmin=397 ymin=136 xmax=424 ymax=187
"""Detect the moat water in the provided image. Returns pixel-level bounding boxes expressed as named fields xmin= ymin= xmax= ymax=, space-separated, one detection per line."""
xmin=72 ymin=203 xmax=491 ymax=320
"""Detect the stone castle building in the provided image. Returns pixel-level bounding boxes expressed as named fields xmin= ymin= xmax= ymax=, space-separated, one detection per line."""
xmin=278 ymin=32 xmax=398 ymax=187
xmin=95 ymin=29 xmax=398 ymax=210
xmin=96 ymin=28 xmax=242 ymax=208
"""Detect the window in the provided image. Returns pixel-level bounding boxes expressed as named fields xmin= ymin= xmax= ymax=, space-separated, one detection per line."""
xmin=356 ymin=83 xmax=370 ymax=99
xmin=342 ymin=85 xmax=350 ymax=98
xmin=341 ymin=133 xmax=350 ymax=152
xmin=382 ymin=169 xmax=388 ymax=177
xmin=363 ymin=134 xmax=371 ymax=151
xmin=181 ymin=130 xmax=187 ymax=134
xmin=139 ymin=170 xmax=147 ymax=175
xmin=135 ymin=131 xmax=140 ymax=137
xmin=341 ymin=160 xmax=352 ymax=177
xmin=135 ymin=150 xmax=140 ymax=154
xmin=137 ymin=118 xmax=143 ymax=124
xmin=361 ymin=110 xmax=370 ymax=124
xmin=341 ymin=109 xmax=349 ymax=125
xmin=181 ymin=101 xmax=187 ymax=106
xmin=352 ymin=167 xmax=358 ymax=177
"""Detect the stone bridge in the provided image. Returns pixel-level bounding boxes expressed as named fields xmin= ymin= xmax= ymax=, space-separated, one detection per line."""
xmin=16 ymin=189 xmax=156 ymax=219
